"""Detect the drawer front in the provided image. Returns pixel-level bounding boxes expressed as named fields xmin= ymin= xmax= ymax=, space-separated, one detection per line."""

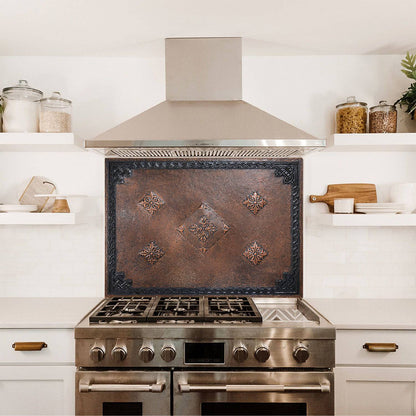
xmin=0 ymin=329 xmax=74 ymax=365
xmin=336 ymin=329 xmax=416 ymax=366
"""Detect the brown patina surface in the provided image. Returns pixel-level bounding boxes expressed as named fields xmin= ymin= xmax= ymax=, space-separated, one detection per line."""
xmin=110 ymin=163 xmax=300 ymax=291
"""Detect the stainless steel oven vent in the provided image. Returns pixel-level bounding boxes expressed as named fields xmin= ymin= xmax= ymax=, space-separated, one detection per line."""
xmin=85 ymin=38 xmax=325 ymax=157
xmin=102 ymin=145 xmax=322 ymax=159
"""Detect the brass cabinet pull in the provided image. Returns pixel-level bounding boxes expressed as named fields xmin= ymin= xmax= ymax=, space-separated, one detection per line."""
xmin=12 ymin=342 xmax=47 ymax=351
xmin=363 ymin=343 xmax=398 ymax=352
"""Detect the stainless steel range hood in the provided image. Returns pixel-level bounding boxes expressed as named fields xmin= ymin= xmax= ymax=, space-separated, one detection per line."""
xmin=85 ymin=38 xmax=325 ymax=158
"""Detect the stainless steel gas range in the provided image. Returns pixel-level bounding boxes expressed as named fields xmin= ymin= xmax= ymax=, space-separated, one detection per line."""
xmin=75 ymin=159 xmax=334 ymax=415
xmin=75 ymin=295 xmax=334 ymax=415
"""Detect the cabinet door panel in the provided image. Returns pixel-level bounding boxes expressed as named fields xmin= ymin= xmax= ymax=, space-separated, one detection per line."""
xmin=335 ymin=367 xmax=416 ymax=416
xmin=0 ymin=366 xmax=74 ymax=415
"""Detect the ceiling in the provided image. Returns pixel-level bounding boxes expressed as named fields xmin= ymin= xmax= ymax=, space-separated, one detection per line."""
xmin=0 ymin=0 xmax=415 ymax=56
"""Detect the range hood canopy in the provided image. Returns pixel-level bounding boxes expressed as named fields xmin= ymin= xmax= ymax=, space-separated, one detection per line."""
xmin=85 ymin=37 xmax=325 ymax=158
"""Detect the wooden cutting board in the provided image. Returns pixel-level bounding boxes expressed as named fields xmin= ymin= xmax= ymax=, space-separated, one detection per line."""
xmin=19 ymin=176 xmax=56 ymax=212
xmin=309 ymin=183 xmax=377 ymax=212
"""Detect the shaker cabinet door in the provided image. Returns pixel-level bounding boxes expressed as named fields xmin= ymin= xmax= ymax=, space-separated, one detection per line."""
xmin=335 ymin=367 xmax=416 ymax=416
xmin=0 ymin=366 xmax=75 ymax=415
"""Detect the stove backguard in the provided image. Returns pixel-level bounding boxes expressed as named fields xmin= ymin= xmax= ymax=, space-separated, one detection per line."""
xmin=106 ymin=159 xmax=302 ymax=296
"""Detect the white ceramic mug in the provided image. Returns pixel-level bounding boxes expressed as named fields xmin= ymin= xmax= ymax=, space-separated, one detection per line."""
xmin=390 ymin=183 xmax=416 ymax=213
xmin=334 ymin=198 xmax=355 ymax=214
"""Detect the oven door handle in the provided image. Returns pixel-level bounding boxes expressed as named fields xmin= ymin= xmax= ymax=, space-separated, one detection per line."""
xmin=179 ymin=383 xmax=330 ymax=393
xmin=79 ymin=382 xmax=165 ymax=393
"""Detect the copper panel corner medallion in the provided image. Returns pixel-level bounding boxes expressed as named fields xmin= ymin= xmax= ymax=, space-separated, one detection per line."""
xmin=243 ymin=191 xmax=268 ymax=215
xmin=243 ymin=241 xmax=268 ymax=265
xmin=106 ymin=159 xmax=303 ymax=296
xmin=138 ymin=191 xmax=165 ymax=215
xmin=139 ymin=241 xmax=165 ymax=265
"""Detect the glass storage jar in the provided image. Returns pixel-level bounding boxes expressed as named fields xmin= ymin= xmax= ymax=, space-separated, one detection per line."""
xmin=369 ymin=100 xmax=397 ymax=133
xmin=1 ymin=80 xmax=43 ymax=132
xmin=336 ymin=96 xmax=368 ymax=133
xmin=39 ymin=92 xmax=72 ymax=133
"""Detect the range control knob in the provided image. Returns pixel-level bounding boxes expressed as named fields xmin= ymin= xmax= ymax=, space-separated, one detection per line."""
xmin=233 ymin=345 xmax=249 ymax=362
xmin=293 ymin=343 xmax=310 ymax=363
xmin=254 ymin=345 xmax=270 ymax=363
xmin=139 ymin=346 xmax=155 ymax=363
xmin=161 ymin=345 xmax=176 ymax=362
xmin=89 ymin=345 xmax=105 ymax=362
xmin=111 ymin=346 xmax=127 ymax=361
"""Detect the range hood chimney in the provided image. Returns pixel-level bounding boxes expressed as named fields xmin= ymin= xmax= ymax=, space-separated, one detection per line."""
xmin=85 ymin=37 xmax=325 ymax=158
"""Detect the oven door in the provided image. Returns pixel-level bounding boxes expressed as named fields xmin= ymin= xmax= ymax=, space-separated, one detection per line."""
xmin=174 ymin=371 xmax=333 ymax=416
xmin=76 ymin=371 xmax=170 ymax=416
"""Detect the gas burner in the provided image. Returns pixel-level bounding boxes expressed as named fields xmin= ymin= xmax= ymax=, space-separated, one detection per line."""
xmin=148 ymin=296 xmax=204 ymax=322
xmin=205 ymin=296 xmax=262 ymax=322
xmin=89 ymin=296 xmax=154 ymax=324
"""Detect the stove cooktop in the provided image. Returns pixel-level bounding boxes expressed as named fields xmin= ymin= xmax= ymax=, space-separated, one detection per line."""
xmin=89 ymin=295 xmax=262 ymax=324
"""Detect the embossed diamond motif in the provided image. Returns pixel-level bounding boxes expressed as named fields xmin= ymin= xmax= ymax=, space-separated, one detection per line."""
xmin=189 ymin=216 xmax=217 ymax=242
xmin=138 ymin=191 xmax=164 ymax=215
xmin=178 ymin=203 xmax=230 ymax=251
xmin=243 ymin=241 xmax=268 ymax=265
xmin=243 ymin=191 xmax=268 ymax=215
xmin=139 ymin=241 xmax=165 ymax=265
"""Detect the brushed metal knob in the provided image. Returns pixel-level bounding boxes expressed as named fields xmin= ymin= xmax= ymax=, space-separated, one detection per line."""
xmin=233 ymin=345 xmax=249 ymax=362
xmin=139 ymin=346 xmax=154 ymax=363
xmin=89 ymin=346 xmax=105 ymax=362
xmin=254 ymin=346 xmax=270 ymax=363
xmin=293 ymin=343 xmax=310 ymax=363
xmin=161 ymin=345 xmax=176 ymax=362
xmin=111 ymin=346 xmax=127 ymax=361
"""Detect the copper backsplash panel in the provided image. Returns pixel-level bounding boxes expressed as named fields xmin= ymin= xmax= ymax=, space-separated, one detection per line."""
xmin=106 ymin=160 xmax=302 ymax=296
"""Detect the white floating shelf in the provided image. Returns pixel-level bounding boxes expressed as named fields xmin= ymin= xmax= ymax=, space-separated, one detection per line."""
xmin=0 ymin=213 xmax=78 ymax=225
xmin=315 ymin=213 xmax=416 ymax=227
xmin=326 ymin=133 xmax=416 ymax=151
xmin=0 ymin=133 xmax=82 ymax=152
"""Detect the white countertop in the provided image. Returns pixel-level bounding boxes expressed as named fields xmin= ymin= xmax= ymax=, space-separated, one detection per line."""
xmin=0 ymin=297 xmax=102 ymax=328
xmin=307 ymin=298 xmax=416 ymax=330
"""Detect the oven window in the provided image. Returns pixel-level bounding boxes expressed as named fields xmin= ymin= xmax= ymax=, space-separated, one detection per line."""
xmin=103 ymin=402 xmax=142 ymax=415
xmin=201 ymin=402 xmax=307 ymax=415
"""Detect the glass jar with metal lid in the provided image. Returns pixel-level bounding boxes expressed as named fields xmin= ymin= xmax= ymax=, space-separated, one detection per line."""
xmin=1 ymin=80 xmax=43 ymax=132
xmin=336 ymin=96 xmax=368 ymax=133
xmin=39 ymin=92 xmax=72 ymax=133
xmin=369 ymin=100 xmax=397 ymax=133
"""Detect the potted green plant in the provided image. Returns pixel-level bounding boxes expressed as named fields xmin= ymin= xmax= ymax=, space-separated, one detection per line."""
xmin=395 ymin=52 xmax=416 ymax=119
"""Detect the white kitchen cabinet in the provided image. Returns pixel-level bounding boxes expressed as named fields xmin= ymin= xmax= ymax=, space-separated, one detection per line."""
xmin=0 ymin=328 xmax=76 ymax=415
xmin=335 ymin=329 xmax=416 ymax=416
xmin=335 ymin=367 xmax=416 ymax=416
xmin=0 ymin=366 xmax=75 ymax=415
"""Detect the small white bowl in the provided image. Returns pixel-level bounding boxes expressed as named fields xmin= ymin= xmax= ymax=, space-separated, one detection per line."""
xmin=390 ymin=183 xmax=416 ymax=213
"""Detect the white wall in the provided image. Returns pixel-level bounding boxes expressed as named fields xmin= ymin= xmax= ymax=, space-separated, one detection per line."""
xmin=0 ymin=55 xmax=415 ymax=298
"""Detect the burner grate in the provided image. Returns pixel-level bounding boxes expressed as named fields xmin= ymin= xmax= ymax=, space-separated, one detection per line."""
xmin=89 ymin=296 xmax=154 ymax=323
xmin=205 ymin=296 xmax=262 ymax=322
xmin=89 ymin=295 xmax=262 ymax=324
xmin=148 ymin=296 xmax=205 ymax=321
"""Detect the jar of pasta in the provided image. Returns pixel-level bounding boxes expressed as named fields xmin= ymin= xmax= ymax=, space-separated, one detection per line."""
xmin=336 ymin=96 xmax=367 ymax=133
xmin=369 ymin=100 xmax=397 ymax=133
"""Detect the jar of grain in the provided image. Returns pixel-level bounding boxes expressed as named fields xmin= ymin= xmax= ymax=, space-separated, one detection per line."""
xmin=336 ymin=96 xmax=367 ymax=133
xmin=1 ymin=80 xmax=43 ymax=132
xmin=369 ymin=100 xmax=397 ymax=133
xmin=39 ymin=92 xmax=72 ymax=133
